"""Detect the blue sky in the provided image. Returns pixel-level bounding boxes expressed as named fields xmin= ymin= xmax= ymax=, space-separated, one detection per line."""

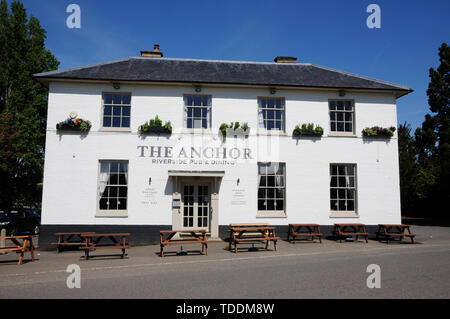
xmin=11 ymin=0 xmax=450 ymax=130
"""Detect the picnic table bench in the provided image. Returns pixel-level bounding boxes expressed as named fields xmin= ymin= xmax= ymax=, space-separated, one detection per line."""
xmin=333 ymin=223 xmax=369 ymax=243
xmin=53 ymin=232 xmax=95 ymax=252
xmin=287 ymin=224 xmax=323 ymax=243
xmin=80 ymin=233 xmax=130 ymax=260
xmin=228 ymin=224 xmax=279 ymax=253
xmin=159 ymin=229 xmax=208 ymax=257
xmin=0 ymin=235 xmax=38 ymax=265
xmin=376 ymin=224 xmax=416 ymax=244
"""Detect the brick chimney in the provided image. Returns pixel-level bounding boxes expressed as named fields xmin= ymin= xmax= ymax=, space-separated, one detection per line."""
xmin=141 ymin=44 xmax=163 ymax=58
xmin=274 ymin=56 xmax=297 ymax=63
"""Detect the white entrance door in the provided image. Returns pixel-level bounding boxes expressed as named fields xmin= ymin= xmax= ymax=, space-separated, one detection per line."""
xmin=181 ymin=183 xmax=210 ymax=231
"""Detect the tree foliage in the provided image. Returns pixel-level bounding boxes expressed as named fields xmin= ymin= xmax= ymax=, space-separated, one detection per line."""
xmin=399 ymin=43 xmax=450 ymax=218
xmin=0 ymin=0 xmax=59 ymax=208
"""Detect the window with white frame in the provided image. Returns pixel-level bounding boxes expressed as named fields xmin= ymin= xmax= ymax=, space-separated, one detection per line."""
xmin=184 ymin=95 xmax=211 ymax=129
xmin=98 ymin=161 xmax=128 ymax=212
xmin=102 ymin=93 xmax=131 ymax=128
xmin=258 ymin=97 xmax=285 ymax=131
xmin=258 ymin=163 xmax=285 ymax=214
xmin=330 ymin=164 xmax=357 ymax=213
xmin=329 ymin=100 xmax=354 ymax=133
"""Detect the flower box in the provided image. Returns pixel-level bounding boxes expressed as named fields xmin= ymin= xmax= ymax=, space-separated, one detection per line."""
xmin=139 ymin=126 xmax=172 ymax=135
xmin=226 ymin=127 xmax=250 ymax=137
xmin=138 ymin=116 xmax=172 ymax=135
xmin=56 ymin=118 xmax=91 ymax=132
xmin=293 ymin=124 xmax=324 ymax=138
xmin=362 ymin=126 xmax=396 ymax=138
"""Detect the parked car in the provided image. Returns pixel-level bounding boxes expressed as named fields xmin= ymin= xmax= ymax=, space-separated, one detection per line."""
xmin=0 ymin=208 xmax=41 ymax=236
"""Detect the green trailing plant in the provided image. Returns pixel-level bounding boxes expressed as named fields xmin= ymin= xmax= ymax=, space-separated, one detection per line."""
xmin=219 ymin=123 xmax=229 ymax=141
xmin=56 ymin=118 xmax=91 ymax=132
xmin=362 ymin=126 xmax=396 ymax=138
xmin=241 ymin=122 xmax=249 ymax=131
xmin=139 ymin=115 xmax=172 ymax=134
xmin=293 ymin=123 xmax=324 ymax=137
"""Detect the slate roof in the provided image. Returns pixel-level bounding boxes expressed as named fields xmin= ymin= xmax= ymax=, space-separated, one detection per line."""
xmin=34 ymin=57 xmax=412 ymax=97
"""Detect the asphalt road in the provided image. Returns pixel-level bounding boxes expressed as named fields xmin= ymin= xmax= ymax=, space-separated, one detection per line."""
xmin=0 ymin=226 xmax=449 ymax=299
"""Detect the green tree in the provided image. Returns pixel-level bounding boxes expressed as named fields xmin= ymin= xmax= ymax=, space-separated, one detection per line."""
xmin=0 ymin=0 xmax=59 ymax=208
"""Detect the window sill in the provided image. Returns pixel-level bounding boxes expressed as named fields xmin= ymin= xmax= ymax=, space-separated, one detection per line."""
xmin=181 ymin=128 xmax=213 ymax=134
xmin=327 ymin=133 xmax=357 ymax=138
xmin=99 ymin=128 xmax=131 ymax=133
xmin=256 ymin=211 xmax=287 ymax=218
xmin=329 ymin=212 xmax=359 ymax=218
xmin=95 ymin=211 xmax=128 ymax=218
xmin=257 ymin=130 xmax=287 ymax=136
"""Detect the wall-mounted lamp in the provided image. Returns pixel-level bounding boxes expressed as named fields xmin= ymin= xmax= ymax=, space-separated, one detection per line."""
xmin=149 ymin=177 xmax=152 ymax=185
xmin=339 ymin=90 xmax=346 ymax=97
xmin=237 ymin=178 xmax=240 ymax=186
xmin=113 ymin=82 xmax=121 ymax=90
xmin=194 ymin=85 xmax=202 ymax=93
xmin=270 ymin=88 xmax=276 ymax=95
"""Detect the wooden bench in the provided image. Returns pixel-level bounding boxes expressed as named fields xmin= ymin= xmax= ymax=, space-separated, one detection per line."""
xmin=376 ymin=224 xmax=416 ymax=244
xmin=229 ymin=225 xmax=279 ymax=253
xmin=287 ymin=224 xmax=323 ymax=243
xmin=0 ymin=235 xmax=38 ymax=265
xmin=159 ymin=230 xmax=208 ymax=257
xmin=79 ymin=233 xmax=130 ymax=260
xmin=53 ymin=232 xmax=96 ymax=252
xmin=333 ymin=224 xmax=368 ymax=243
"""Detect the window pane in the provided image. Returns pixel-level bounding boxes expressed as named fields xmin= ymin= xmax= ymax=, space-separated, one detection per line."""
xmin=276 ymin=189 xmax=284 ymax=199
xmin=345 ymin=123 xmax=352 ymax=132
xmin=345 ymin=112 xmax=352 ymax=121
xmin=122 ymin=117 xmax=130 ymax=128
xmin=276 ymin=200 xmax=284 ymax=210
xmin=330 ymin=112 xmax=336 ymax=120
xmin=202 ymin=96 xmax=210 ymax=106
xmin=99 ymin=198 xmax=108 ymax=210
xmin=266 ymin=200 xmax=275 ymax=210
xmin=330 ymin=189 xmax=337 ymax=199
xmin=267 ymin=188 xmax=275 ymax=199
xmin=193 ymin=96 xmax=202 ymax=106
xmin=258 ymin=188 xmax=265 ymax=199
xmin=345 ymin=101 xmax=352 ymax=110
xmin=338 ymin=200 xmax=346 ymax=211
xmin=258 ymin=200 xmax=266 ymax=210
xmin=112 ymin=94 xmax=121 ymax=104
xmin=118 ymin=199 xmax=127 ymax=210
xmin=267 ymin=176 xmax=275 ymax=187
xmin=109 ymin=198 xmax=118 ymax=210
xmin=104 ymin=94 xmax=113 ymax=104
xmin=338 ymin=189 xmax=346 ymax=199
xmin=110 ymin=162 xmax=119 ymax=173
xmin=330 ymin=165 xmax=337 ymax=175
xmin=267 ymin=99 xmax=274 ymax=108
xmin=194 ymin=107 xmax=202 ymax=117
xmin=338 ymin=166 xmax=345 ymax=175
xmin=267 ymin=110 xmax=274 ymax=120
xmin=337 ymin=101 xmax=344 ymax=110
xmin=330 ymin=122 xmax=336 ymax=131
xmin=187 ymin=119 xmax=193 ymax=128
xmin=347 ymin=189 xmax=355 ymax=199
xmin=267 ymin=120 xmax=274 ymax=130
xmin=329 ymin=101 xmax=336 ymax=110
xmin=112 ymin=117 xmax=121 ymax=127
xmin=122 ymin=94 xmax=131 ymax=105
xmin=337 ymin=112 xmax=344 ymax=121
xmin=109 ymin=174 xmax=118 ymax=185
xmin=119 ymin=187 xmax=128 ymax=197
xmin=104 ymin=106 xmax=112 ymax=115
xmin=194 ymin=119 xmax=202 ymax=128
xmin=330 ymin=176 xmax=338 ymax=187
xmin=109 ymin=186 xmax=118 ymax=198
xmin=330 ymin=200 xmax=337 ymax=211
xmin=103 ymin=116 xmax=111 ymax=127
xmin=122 ymin=106 xmax=130 ymax=116
xmin=202 ymin=119 xmax=207 ymax=128
xmin=347 ymin=200 xmax=355 ymax=211
xmin=337 ymin=122 xmax=344 ymax=131
xmin=338 ymin=176 xmax=346 ymax=187
xmin=187 ymin=107 xmax=193 ymax=117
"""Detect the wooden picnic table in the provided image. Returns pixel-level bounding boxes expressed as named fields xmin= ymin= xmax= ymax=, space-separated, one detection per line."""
xmin=333 ymin=223 xmax=368 ymax=243
xmin=79 ymin=233 xmax=130 ymax=260
xmin=53 ymin=232 xmax=95 ymax=252
xmin=228 ymin=225 xmax=279 ymax=253
xmin=0 ymin=235 xmax=38 ymax=265
xmin=376 ymin=224 xmax=416 ymax=244
xmin=159 ymin=229 xmax=208 ymax=257
xmin=287 ymin=224 xmax=323 ymax=243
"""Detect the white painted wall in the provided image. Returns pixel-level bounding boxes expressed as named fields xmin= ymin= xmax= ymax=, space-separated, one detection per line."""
xmin=41 ymin=82 xmax=401 ymax=226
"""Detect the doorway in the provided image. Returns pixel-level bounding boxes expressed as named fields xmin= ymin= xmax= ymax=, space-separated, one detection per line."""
xmin=181 ymin=182 xmax=211 ymax=231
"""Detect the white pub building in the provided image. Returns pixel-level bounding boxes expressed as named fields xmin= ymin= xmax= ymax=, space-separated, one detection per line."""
xmin=35 ymin=45 xmax=412 ymax=247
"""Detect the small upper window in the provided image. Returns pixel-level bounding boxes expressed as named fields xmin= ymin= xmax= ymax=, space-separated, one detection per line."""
xmin=329 ymin=100 xmax=354 ymax=133
xmin=102 ymin=93 xmax=131 ymax=128
xmin=258 ymin=97 xmax=285 ymax=131
xmin=184 ymin=95 xmax=211 ymax=129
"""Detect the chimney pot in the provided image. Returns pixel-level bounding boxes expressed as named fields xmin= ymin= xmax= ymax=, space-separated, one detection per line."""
xmin=274 ymin=56 xmax=297 ymax=63
xmin=141 ymin=44 xmax=163 ymax=58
